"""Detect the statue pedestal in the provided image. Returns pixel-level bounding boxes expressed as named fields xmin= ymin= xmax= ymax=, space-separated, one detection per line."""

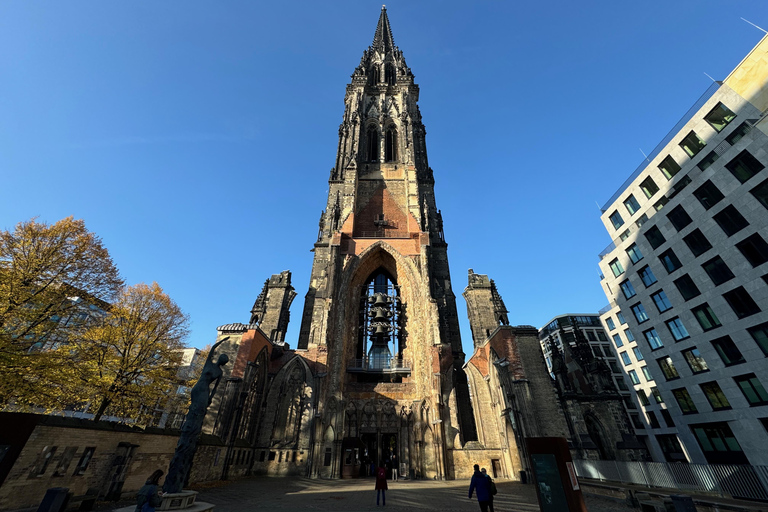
xmin=114 ymin=491 xmax=214 ymax=512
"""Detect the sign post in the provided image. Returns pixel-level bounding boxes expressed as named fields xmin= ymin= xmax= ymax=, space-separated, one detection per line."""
xmin=526 ymin=437 xmax=587 ymax=512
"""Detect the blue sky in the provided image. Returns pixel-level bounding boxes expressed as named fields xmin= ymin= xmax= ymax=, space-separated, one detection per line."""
xmin=1 ymin=1 xmax=766 ymax=356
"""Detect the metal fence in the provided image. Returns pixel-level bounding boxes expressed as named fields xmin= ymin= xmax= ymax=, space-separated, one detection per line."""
xmin=573 ymin=459 xmax=768 ymax=502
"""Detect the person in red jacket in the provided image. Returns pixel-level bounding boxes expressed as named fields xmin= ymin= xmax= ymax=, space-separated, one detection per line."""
xmin=375 ymin=461 xmax=388 ymax=506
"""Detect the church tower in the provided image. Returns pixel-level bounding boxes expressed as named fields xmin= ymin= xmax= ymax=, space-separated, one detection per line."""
xmin=296 ymin=7 xmax=478 ymax=479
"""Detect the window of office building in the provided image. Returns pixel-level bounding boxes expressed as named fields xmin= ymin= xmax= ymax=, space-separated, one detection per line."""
xmin=659 ymin=249 xmax=683 ymax=273
xmin=644 ymin=226 xmax=666 ymax=249
xmin=673 ymin=388 xmax=698 ymax=414
xmin=725 ymin=150 xmax=764 ymax=184
xmin=656 ymin=434 xmax=687 ymax=462
xmin=619 ymin=229 xmax=631 ymax=241
xmin=659 ymin=155 xmax=681 ymax=180
xmin=597 ymin=331 xmax=608 ymax=341
xmin=654 ymin=196 xmax=669 ymax=211
xmin=667 ymin=205 xmax=693 ymax=231
xmin=609 ymin=210 xmax=625 ymax=230
xmin=625 ymin=329 xmax=636 ymax=342
xmin=651 ymin=290 xmax=673 ymax=312
xmin=711 ymin=336 xmax=745 ymax=366
xmin=651 ymin=386 xmax=663 ymax=403
xmin=682 ymin=347 xmax=708 ymax=374
xmin=691 ymin=303 xmax=721 ymax=331
xmin=683 ymin=229 xmax=713 ymax=258
xmin=666 ymin=317 xmax=690 ymax=341
xmin=613 ymin=334 xmax=624 ymax=348
xmin=734 ymin=373 xmax=768 ymax=406
xmin=617 ymin=378 xmax=629 ymax=392
xmin=629 ymin=370 xmax=641 ymax=385
xmin=713 ymin=205 xmax=749 ymax=237
xmin=641 ymin=367 xmax=653 ymax=383
xmin=700 ymin=381 xmax=731 ymax=411
xmin=693 ymin=180 xmax=725 ymax=210
xmin=624 ymin=194 xmax=641 ymax=215
xmin=723 ymin=286 xmax=761 ymax=319
xmin=750 ymin=178 xmax=768 ymax=210
xmin=647 ymin=411 xmax=661 ymax=429
xmin=640 ymin=177 xmax=660 ymax=199
xmin=617 ymin=312 xmax=627 ymax=325
xmin=609 ymin=258 xmax=624 ymax=277
xmin=644 ymin=328 xmax=663 ymax=350
xmin=633 ymin=346 xmax=644 ymax=361
xmin=702 ymin=256 xmax=735 ymax=286
xmin=736 ymin=233 xmax=768 ymax=267
xmin=632 ymin=303 xmax=649 ymax=323
xmin=657 ymin=356 xmax=680 ymax=380
xmin=674 ymin=274 xmax=701 ymax=301
xmin=609 ymin=361 xmax=621 ymax=373
xmin=630 ymin=413 xmax=645 ymax=429
xmin=621 ymin=351 xmax=632 ymax=366
xmin=747 ymin=322 xmax=768 ymax=356
xmin=639 ymin=266 xmax=658 ymax=287
xmin=627 ymin=244 xmax=644 ymax=264
xmin=636 ymin=214 xmax=649 ymax=228
xmin=624 ymin=396 xmax=637 ymax=410
xmin=698 ymin=151 xmax=720 ymax=171
xmin=704 ymin=102 xmax=736 ymax=132
xmin=586 ymin=330 xmax=597 ymax=341
xmin=660 ymin=409 xmax=676 ymax=428
xmin=727 ymin=121 xmax=752 ymax=145
xmin=690 ymin=422 xmax=748 ymax=465
xmin=680 ymin=131 xmax=706 ymax=158
xmin=605 ymin=317 xmax=616 ymax=331
xmin=637 ymin=389 xmax=650 ymax=406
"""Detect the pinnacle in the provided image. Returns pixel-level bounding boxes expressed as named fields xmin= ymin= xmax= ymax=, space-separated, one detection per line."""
xmin=372 ymin=5 xmax=395 ymax=53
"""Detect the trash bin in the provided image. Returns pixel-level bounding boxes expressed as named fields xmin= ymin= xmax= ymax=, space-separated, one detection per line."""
xmin=669 ymin=494 xmax=696 ymax=512
xmin=37 ymin=487 xmax=70 ymax=512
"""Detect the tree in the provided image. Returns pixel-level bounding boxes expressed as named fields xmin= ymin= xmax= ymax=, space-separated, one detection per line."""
xmin=0 ymin=217 xmax=123 ymax=408
xmin=71 ymin=282 xmax=190 ymax=422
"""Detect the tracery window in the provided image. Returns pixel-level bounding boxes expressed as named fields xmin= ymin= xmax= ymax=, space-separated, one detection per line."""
xmin=366 ymin=126 xmax=379 ymax=162
xmin=385 ymin=127 xmax=397 ymax=162
xmin=273 ymin=364 xmax=305 ymax=447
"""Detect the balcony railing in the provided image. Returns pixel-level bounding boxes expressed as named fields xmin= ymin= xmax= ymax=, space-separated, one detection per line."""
xmin=347 ymin=357 xmax=411 ymax=374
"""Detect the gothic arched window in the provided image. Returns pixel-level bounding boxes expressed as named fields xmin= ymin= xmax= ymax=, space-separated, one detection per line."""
xmin=369 ymin=65 xmax=381 ymax=85
xmin=272 ymin=364 xmax=305 ymax=448
xmin=366 ymin=126 xmax=379 ymax=162
xmin=385 ymin=127 xmax=397 ymax=162
xmin=385 ymin=63 xmax=396 ymax=85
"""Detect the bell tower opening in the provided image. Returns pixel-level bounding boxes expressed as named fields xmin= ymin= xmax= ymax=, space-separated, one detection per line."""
xmin=385 ymin=127 xmax=397 ymax=162
xmin=366 ymin=125 xmax=379 ymax=162
xmin=348 ymin=268 xmax=409 ymax=383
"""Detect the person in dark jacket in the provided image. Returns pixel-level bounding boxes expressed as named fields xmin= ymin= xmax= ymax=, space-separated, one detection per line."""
xmin=135 ymin=470 xmax=164 ymax=512
xmin=468 ymin=464 xmax=492 ymax=512
xmin=481 ymin=468 xmax=496 ymax=512
xmin=375 ymin=461 xmax=388 ymax=506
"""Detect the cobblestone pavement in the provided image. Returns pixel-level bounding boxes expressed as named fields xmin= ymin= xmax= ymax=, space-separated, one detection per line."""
xmin=189 ymin=477 xmax=633 ymax=512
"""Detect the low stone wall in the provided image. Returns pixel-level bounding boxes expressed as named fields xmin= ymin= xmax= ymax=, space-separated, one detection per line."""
xmin=0 ymin=414 xmax=225 ymax=511
xmin=449 ymin=448 xmax=512 ymax=481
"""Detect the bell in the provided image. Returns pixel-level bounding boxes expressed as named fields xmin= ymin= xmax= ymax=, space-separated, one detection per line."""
xmin=374 ymin=308 xmax=388 ymax=321
xmin=373 ymin=293 xmax=388 ymax=307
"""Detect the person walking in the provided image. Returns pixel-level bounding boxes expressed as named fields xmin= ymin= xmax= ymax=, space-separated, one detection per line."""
xmin=135 ymin=470 xmax=164 ymax=512
xmin=375 ymin=461 xmax=388 ymax=506
xmin=468 ymin=464 xmax=492 ymax=512
xmin=481 ymin=468 xmax=496 ymax=512
xmin=391 ymin=454 xmax=398 ymax=481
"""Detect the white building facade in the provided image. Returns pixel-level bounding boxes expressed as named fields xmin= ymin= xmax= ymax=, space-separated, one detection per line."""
xmin=598 ymin=35 xmax=768 ymax=465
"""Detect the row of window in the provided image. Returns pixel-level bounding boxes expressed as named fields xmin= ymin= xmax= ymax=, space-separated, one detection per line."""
xmin=670 ymin=373 xmax=768 ymax=416
xmin=608 ymin=103 xmax=742 ymax=232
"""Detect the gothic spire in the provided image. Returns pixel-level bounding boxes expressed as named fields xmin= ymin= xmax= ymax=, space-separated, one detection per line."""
xmin=372 ymin=5 xmax=396 ymax=54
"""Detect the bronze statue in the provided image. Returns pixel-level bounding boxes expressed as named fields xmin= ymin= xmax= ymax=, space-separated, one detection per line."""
xmin=163 ymin=338 xmax=230 ymax=494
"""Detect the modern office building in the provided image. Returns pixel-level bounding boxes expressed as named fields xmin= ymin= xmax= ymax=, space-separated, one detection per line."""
xmin=598 ymin=34 xmax=768 ymax=465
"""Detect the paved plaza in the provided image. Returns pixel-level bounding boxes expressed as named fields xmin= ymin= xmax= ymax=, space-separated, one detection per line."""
xmin=187 ymin=476 xmax=631 ymax=512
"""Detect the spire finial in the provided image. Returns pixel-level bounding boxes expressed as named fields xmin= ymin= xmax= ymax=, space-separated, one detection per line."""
xmin=372 ymin=5 xmax=395 ymax=53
